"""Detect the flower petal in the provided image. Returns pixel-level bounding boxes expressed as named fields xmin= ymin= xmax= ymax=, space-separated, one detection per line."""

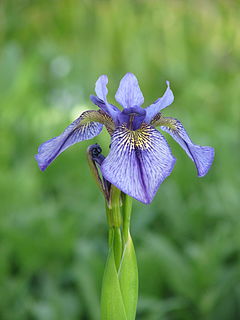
xmin=115 ymin=73 xmax=144 ymax=108
xmin=117 ymin=106 xmax=146 ymax=130
xmin=90 ymin=95 xmax=119 ymax=123
xmin=144 ymin=81 xmax=174 ymax=123
xmin=91 ymin=74 xmax=120 ymax=122
xmin=101 ymin=124 xmax=176 ymax=204
xmin=95 ymin=75 xmax=109 ymax=102
xmin=160 ymin=118 xmax=214 ymax=176
xmin=35 ymin=111 xmax=103 ymax=171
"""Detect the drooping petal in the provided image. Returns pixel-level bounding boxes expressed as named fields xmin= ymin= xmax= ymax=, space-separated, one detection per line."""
xmin=35 ymin=111 xmax=103 ymax=171
xmin=115 ymin=73 xmax=144 ymax=108
xmin=144 ymin=81 xmax=174 ymax=123
xmin=159 ymin=117 xmax=214 ymax=177
xmin=101 ymin=124 xmax=176 ymax=204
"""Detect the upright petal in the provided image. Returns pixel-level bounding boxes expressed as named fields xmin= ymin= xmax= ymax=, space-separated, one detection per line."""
xmin=95 ymin=75 xmax=109 ymax=102
xmin=144 ymin=81 xmax=174 ymax=123
xmin=159 ymin=118 xmax=214 ymax=177
xmin=35 ymin=111 xmax=103 ymax=171
xmin=101 ymin=124 xmax=176 ymax=204
xmin=91 ymin=75 xmax=120 ymax=122
xmin=90 ymin=95 xmax=119 ymax=123
xmin=115 ymin=73 xmax=144 ymax=108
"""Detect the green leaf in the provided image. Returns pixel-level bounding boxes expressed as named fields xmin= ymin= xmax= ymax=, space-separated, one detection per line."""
xmin=118 ymin=232 xmax=138 ymax=320
xmin=113 ymin=227 xmax=123 ymax=271
xmin=101 ymin=232 xmax=127 ymax=320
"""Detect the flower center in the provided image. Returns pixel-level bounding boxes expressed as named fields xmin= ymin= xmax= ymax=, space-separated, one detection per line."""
xmin=119 ymin=106 xmax=146 ymax=130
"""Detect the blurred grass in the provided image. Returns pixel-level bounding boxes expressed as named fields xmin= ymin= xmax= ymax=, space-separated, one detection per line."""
xmin=0 ymin=0 xmax=240 ymax=319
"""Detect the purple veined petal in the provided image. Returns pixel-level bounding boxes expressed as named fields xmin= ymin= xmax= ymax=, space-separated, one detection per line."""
xmin=95 ymin=75 xmax=109 ymax=102
xmin=35 ymin=113 xmax=103 ymax=171
xmin=115 ymin=73 xmax=144 ymax=108
xmin=160 ymin=118 xmax=214 ymax=177
xmin=101 ymin=124 xmax=176 ymax=204
xmin=144 ymin=81 xmax=174 ymax=123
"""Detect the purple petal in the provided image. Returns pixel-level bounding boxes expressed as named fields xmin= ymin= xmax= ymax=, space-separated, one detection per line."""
xmin=91 ymin=75 xmax=120 ymax=122
xmin=144 ymin=81 xmax=174 ymax=123
xmin=95 ymin=75 xmax=109 ymax=102
xmin=160 ymin=119 xmax=214 ymax=177
xmin=101 ymin=124 xmax=176 ymax=204
xmin=35 ymin=114 xmax=103 ymax=171
xmin=117 ymin=106 xmax=146 ymax=130
xmin=115 ymin=73 xmax=144 ymax=108
xmin=90 ymin=95 xmax=119 ymax=123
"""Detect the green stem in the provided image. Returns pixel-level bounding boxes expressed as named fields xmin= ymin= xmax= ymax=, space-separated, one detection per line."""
xmin=122 ymin=194 xmax=133 ymax=243
xmin=106 ymin=187 xmax=123 ymax=270
xmin=105 ymin=202 xmax=112 ymax=236
xmin=109 ymin=186 xmax=122 ymax=227
xmin=113 ymin=227 xmax=122 ymax=270
xmin=102 ymin=191 xmax=138 ymax=320
xmin=108 ymin=227 xmax=114 ymax=248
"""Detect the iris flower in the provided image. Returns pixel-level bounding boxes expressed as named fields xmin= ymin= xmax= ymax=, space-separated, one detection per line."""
xmin=35 ymin=73 xmax=214 ymax=204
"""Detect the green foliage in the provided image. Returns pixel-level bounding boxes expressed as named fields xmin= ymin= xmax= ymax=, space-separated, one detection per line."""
xmin=101 ymin=229 xmax=128 ymax=320
xmin=0 ymin=0 xmax=240 ymax=319
xmin=119 ymin=233 xmax=138 ymax=320
xmin=101 ymin=230 xmax=138 ymax=320
xmin=101 ymin=190 xmax=138 ymax=320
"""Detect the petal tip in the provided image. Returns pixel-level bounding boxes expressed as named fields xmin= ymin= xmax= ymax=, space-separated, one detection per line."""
xmin=120 ymin=72 xmax=139 ymax=84
xmin=145 ymin=80 xmax=174 ymax=123
xmin=143 ymin=155 xmax=176 ymax=204
xmin=197 ymin=146 xmax=215 ymax=177
xmin=90 ymin=94 xmax=98 ymax=103
xmin=35 ymin=153 xmax=48 ymax=171
xmin=97 ymin=74 xmax=108 ymax=83
xmin=124 ymin=72 xmax=135 ymax=77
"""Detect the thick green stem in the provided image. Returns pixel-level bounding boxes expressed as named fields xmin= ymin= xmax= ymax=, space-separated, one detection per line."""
xmin=102 ymin=189 xmax=138 ymax=320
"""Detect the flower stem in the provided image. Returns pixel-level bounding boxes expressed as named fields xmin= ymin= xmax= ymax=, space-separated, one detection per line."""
xmin=109 ymin=186 xmax=122 ymax=227
xmin=113 ymin=227 xmax=122 ymax=270
xmin=122 ymin=194 xmax=133 ymax=243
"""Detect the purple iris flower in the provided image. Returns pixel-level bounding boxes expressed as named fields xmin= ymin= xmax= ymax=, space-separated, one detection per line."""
xmin=35 ymin=73 xmax=214 ymax=204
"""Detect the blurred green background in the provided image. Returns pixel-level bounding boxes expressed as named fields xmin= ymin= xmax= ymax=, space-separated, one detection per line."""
xmin=0 ymin=0 xmax=239 ymax=319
